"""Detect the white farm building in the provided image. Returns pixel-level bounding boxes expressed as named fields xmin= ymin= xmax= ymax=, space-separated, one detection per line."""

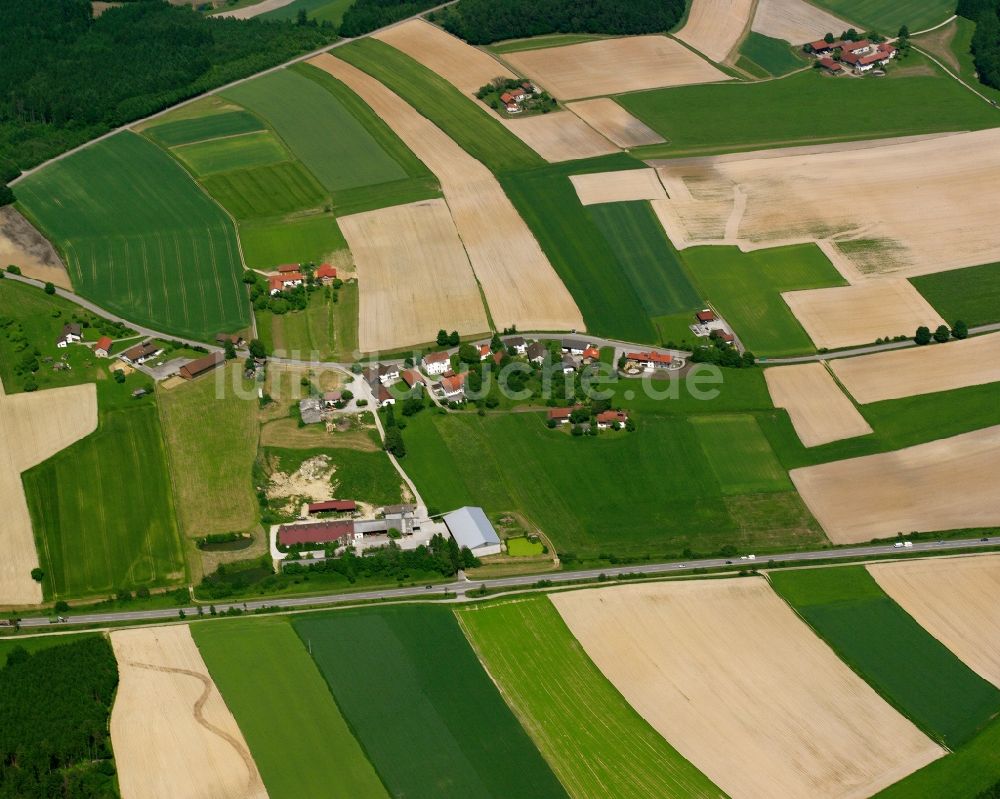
xmin=443 ymin=506 xmax=502 ymax=557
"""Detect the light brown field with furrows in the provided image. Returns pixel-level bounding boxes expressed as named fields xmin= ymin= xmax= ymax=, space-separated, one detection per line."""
xmin=338 ymin=199 xmax=490 ymax=352
xmin=552 ymin=580 xmax=942 ymax=799
xmin=829 ymin=333 xmax=1000 ymax=403
xmin=0 ymin=378 xmax=97 ymax=605
xmin=868 ymin=555 xmax=1000 ymax=689
xmin=751 ymin=0 xmax=852 ymax=44
xmin=791 ymin=425 xmax=1000 ymax=543
xmin=502 ymin=36 xmax=730 ymax=99
xmin=765 ymin=362 xmax=873 ymax=447
xmin=782 ymin=279 xmax=946 ymax=349
xmin=310 ymin=53 xmax=584 ymax=335
xmin=110 ymin=625 xmax=268 ymax=799
xmin=652 ymin=130 xmax=1000 ymax=280
xmin=0 ymin=207 xmax=71 ymax=289
xmin=565 ymin=99 xmax=666 ymax=147
xmin=501 ymin=112 xmax=618 ymax=161
xmin=570 ymin=168 xmax=667 ymax=205
xmin=676 ymin=0 xmax=756 ymax=63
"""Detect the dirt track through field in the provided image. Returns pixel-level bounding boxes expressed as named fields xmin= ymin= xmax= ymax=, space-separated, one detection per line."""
xmin=111 ymin=625 xmax=267 ymax=799
xmin=830 ymin=332 xmax=1000 ymax=403
xmin=783 ymin=279 xmax=946 ymax=349
xmin=751 ymin=0 xmax=852 ymax=44
xmin=676 ymin=0 xmax=756 ymax=63
xmin=337 ymin=199 xmax=490 ymax=352
xmin=0 ymin=378 xmax=97 ymax=605
xmin=309 ymin=52 xmax=583 ymax=335
xmin=765 ymin=362 xmax=872 ymax=447
xmin=570 ymin=169 xmax=667 ymax=205
xmin=652 ymin=130 xmax=1000 ymax=280
xmin=503 ymin=36 xmax=730 ymax=100
xmin=791 ymin=425 xmax=1000 ymax=543
xmin=0 ymin=207 xmax=71 ymax=289
xmin=565 ymin=99 xmax=665 ymax=148
xmin=868 ymin=555 xmax=1000 ymax=689
xmin=552 ymin=580 xmax=942 ymax=799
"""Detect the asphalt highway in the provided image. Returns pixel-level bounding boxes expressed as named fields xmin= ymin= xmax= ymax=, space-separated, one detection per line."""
xmin=17 ymin=535 xmax=996 ymax=629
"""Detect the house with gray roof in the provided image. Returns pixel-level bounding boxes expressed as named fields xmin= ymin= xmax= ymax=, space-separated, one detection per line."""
xmin=443 ymin=506 xmax=502 ymax=557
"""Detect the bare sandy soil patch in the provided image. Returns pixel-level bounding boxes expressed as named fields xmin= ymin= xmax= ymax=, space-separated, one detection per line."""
xmin=110 ymin=625 xmax=267 ymax=799
xmin=0 ymin=379 xmax=97 ymax=606
xmin=311 ymin=53 xmax=584 ymax=335
xmin=830 ymin=333 xmax=1000 ymax=404
xmin=566 ymin=98 xmax=665 ymax=148
xmin=652 ymin=130 xmax=1000 ymax=280
xmin=783 ymin=279 xmax=946 ymax=349
xmin=552 ymin=580 xmax=942 ymax=799
xmin=751 ymin=0 xmax=852 ymax=45
xmin=502 ymin=36 xmax=730 ymax=100
xmin=676 ymin=0 xmax=756 ymax=63
xmin=765 ymin=362 xmax=872 ymax=447
xmin=570 ymin=168 xmax=667 ymax=206
xmin=869 ymin=555 xmax=1000 ymax=688
xmin=338 ymin=199 xmax=489 ymax=352
xmin=0 ymin=207 xmax=71 ymax=289
xmin=91 ymin=1 xmax=123 ymax=16
xmin=214 ymin=0 xmax=291 ymax=18
xmin=791 ymin=425 xmax=1000 ymax=543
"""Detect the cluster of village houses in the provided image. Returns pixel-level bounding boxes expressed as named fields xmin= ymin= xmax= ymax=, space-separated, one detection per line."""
xmin=809 ymin=37 xmax=898 ymax=74
xmin=267 ymin=262 xmax=338 ymax=294
xmin=498 ymin=81 xmax=538 ymax=114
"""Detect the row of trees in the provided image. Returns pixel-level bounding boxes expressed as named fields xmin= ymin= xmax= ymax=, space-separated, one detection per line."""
xmin=339 ymin=0 xmax=439 ymax=38
xmin=958 ymin=0 xmax=1000 ymax=89
xmin=431 ymin=0 xmax=686 ymax=45
xmin=0 ymin=637 xmax=119 ymax=798
xmin=283 ymin=534 xmax=479 ymax=580
xmin=914 ymin=319 xmax=968 ymax=345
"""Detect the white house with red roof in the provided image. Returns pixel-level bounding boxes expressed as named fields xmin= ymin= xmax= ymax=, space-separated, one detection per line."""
xmin=596 ymin=410 xmax=629 ymax=429
xmin=423 ymin=350 xmax=451 ymax=375
xmin=94 ymin=336 xmax=113 ymax=358
xmin=625 ymin=351 xmax=673 ymax=372
xmin=269 ymin=272 xmax=305 ymax=295
xmin=315 ymin=263 xmax=337 ymax=284
xmin=438 ymin=372 xmax=466 ymax=400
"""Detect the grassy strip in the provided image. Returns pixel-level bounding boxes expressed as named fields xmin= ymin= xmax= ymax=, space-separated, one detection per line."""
xmin=910 ymin=261 xmax=1000 ymax=327
xmin=488 ymin=33 xmax=610 ymax=53
xmin=201 ymin=160 xmax=328 ymax=220
xmin=193 ymin=616 xmax=388 ymax=799
xmin=293 ymin=605 xmax=567 ymax=799
xmin=770 ymin=566 xmax=1000 ymax=748
xmin=457 ymin=596 xmax=723 ymax=798
xmin=143 ymin=110 xmax=266 ymax=147
xmin=171 ymin=131 xmax=290 ymax=176
xmin=334 ymin=38 xmax=542 ymax=173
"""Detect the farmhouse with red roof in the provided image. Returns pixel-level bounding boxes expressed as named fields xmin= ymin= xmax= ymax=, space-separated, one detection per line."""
xmin=94 ymin=336 xmax=113 ymax=358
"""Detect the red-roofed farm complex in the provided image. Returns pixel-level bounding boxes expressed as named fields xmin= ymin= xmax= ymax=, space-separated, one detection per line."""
xmin=806 ymin=38 xmax=896 ymax=74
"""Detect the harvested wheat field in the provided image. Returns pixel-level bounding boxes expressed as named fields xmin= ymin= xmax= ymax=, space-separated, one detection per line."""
xmin=502 ymin=36 xmax=729 ymax=100
xmin=110 ymin=625 xmax=267 ymax=799
xmin=501 ymin=112 xmax=618 ymax=161
xmin=869 ymin=555 xmax=1000 ymax=689
xmin=552 ymin=580 xmax=942 ymax=799
xmin=310 ymin=53 xmax=583 ymax=334
xmin=338 ymin=199 xmax=489 ymax=352
xmin=570 ymin=168 xmax=667 ymax=206
xmin=0 ymin=379 xmax=97 ymax=605
xmin=566 ymin=99 xmax=665 ymax=148
xmin=751 ymin=0 xmax=852 ymax=45
xmin=830 ymin=333 xmax=1000 ymax=404
xmin=783 ymin=279 xmax=946 ymax=350
xmin=765 ymin=363 xmax=872 ymax=447
xmin=791 ymin=426 xmax=1000 ymax=543
xmin=0 ymin=207 xmax=71 ymax=289
xmin=653 ymin=130 xmax=1000 ymax=279
xmin=676 ymin=0 xmax=756 ymax=63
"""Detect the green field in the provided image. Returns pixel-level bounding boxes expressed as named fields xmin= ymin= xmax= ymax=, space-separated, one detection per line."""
xmin=739 ymin=32 xmax=806 ymax=77
xmin=293 ymin=605 xmax=567 ymax=799
xmin=622 ymin=67 xmax=998 ymax=158
xmin=458 ymin=597 xmax=723 ymax=798
xmin=265 ymin=444 xmax=404 ymax=507
xmin=402 ymin=409 xmax=824 ymax=560
xmin=683 ymin=244 xmax=847 ymax=356
xmin=335 ymin=39 xmax=543 ymax=174
xmin=200 ymin=160 xmax=328 ymax=220
xmin=143 ymin=110 xmax=266 ymax=147
xmin=259 ymin=0 xmax=353 ymax=23
xmin=171 ymin=131 xmax=290 ymax=176
xmin=499 ymin=156 xmax=659 ymax=344
xmin=506 ymin=536 xmax=544 ymax=556
xmin=910 ymin=261 xmax=1000 ymax=327
xmin=691 ymin=414 xmax=792 ymax=495
xmin=158 ymin=364 xmax=259 ymax=539
xmin=587 ymin=201 xmax=703 ymax=318
xmin=809 ymin=0 xmax=955 ymax=33
xmin=770 ymin=566 xmax=1000 ymax=748
xmin=193 ymin=617 xmax=388 ymax=799
xmin=16 ymin=132 xmax=248 ymax=341
xmin=24 ymin=381 xmax=185 ymax=599
xmin=877 ymin=715 xmax=1000 ymax=798
xmin=239 ymin=213 xmax=347 ymax=269
xmin=256 ymin=283 xmax=358 ymax=360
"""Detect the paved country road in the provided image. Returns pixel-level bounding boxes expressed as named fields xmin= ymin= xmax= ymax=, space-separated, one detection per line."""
xmin=14 ymin=536 xmax=997 ymax=629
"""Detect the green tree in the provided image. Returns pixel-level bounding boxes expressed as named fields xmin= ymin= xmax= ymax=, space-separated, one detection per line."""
xmin=6 ymin=264 xmax=21 ymax=275
xmin=384 ymin=426 xmax=406 ymax=457
xmin=54 ymin=600 xmax=69 ymax=613
xmin=113 ymin=368 xmax=126 ymax=384
xmin=824 ymin=31 xmax=835 ymax=43
xmin=448 ymin=330 xmax=460 ymax=346
xmin=898 ymin=24 xmax=909 ymax=38
xmin=933 ymin=324 xmax=951 ymax=343
xmin=223 ymin=338 xmax=237 ymax=360
xmin=43 ymin=281 xmax=55 ymax=295
xmin=30 ymin=567 xmax=43 ymax=582
xmin=952 ymin=319 xmax=969 ymax=339
xmin=436 ymin=329 xmax=449 ymax=346
xmin=248 ymin=338 xmax=267 ymax=358
xmin=458 ymin=342 xmax=479 ymax=363
xmin=914 ymin=325 xmax=932 ymax=345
